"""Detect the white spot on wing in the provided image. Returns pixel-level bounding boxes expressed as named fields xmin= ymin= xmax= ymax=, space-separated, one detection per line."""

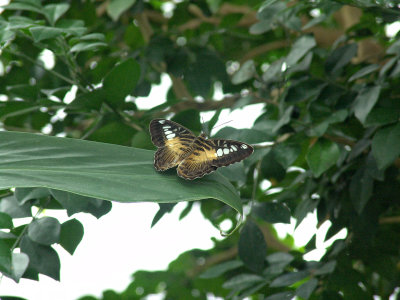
xmin=231 ymin=145 xmax=237 ymax=151
xmin=217 ymin=149 xmax=223 ymax=157
xmin=241 ymin=144 xmax=248 ymax=149
xmin=159 ymin=120 xmax=165 ymax=124
xmin=163 ymin=125 xmax=171 ymax=129
xmin=223 ymin=148 xmax=229 ymax=155
xmin=166 ymin=133 xmax=175 ymax=139
xmin=164 ymin=130 xmax=173 ymax=135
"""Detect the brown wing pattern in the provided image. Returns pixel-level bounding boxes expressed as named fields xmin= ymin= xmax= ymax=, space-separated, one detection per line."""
xmin=177 ymin=136 xmax=254 ymax=180
xmin=149 ymin=119 xmax=196 ymax=171
xmin=149 ymin=119 xmax=254 ymax=180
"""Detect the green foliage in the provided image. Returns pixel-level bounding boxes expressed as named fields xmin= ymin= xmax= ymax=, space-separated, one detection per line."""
xmin=1 ymin=0 xmax=400 ymax=299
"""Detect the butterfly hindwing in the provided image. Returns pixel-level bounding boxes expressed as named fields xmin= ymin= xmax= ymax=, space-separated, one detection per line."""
xmin=150 ymin=119 xmax=196 ymax=171
xmin=210 ymin=139 xmax=254 ymax=167
xmin=177 ymin=136 xmax=254 ymax=180
xmin=149 ymin=119 xmax=254 ymax=180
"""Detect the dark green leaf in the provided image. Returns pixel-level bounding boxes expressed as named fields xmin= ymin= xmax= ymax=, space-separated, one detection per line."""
xmin=50 ymin=190 xmax=111 ymax=219
xmin=0 ymin=239 xmax=11 ymax=274
xmin=151 ymin=203 xmax=176 ymax=227
xmin=353 ymin=85 xmax=381 ymax=124
xmin=28 ymin=217 xmax=61 ymax=245
xmin=0 ymin=132 xmax=243 ymax=215
xmin=273 ymin=142 xmax=301 ymax=169
xmin=20 ymin=236 xmax=60 ymax=281
xmin=103 ymin=58 xmax=141 ymax=107
xmin=253 ymin=202 xmax=291 ymax=224
xmin=325 ymin=43 xmax=358 ymax=75
xmin=270 ymin=270 xmax=309 ymax=287
xmin=107 ymin=0 xmax=136 ymax=21
xmin=350 ymin=166 xmax=373 ymax=214
xmin=238 ymin=220 xmax=267 ymax=273
xmin=0 ymin=196 xmax=31 ymax=218
xmin=59 ymin=219 xmax=84 ymax=255
xmin=261 ymin=151 xmax=286 ymax=181
xmin=372 ymin=123 xmax=400 ymax=170
xmin=294 ymin=197 xmax=319 ymax=226
xmin=296 ymin=278 xmax=318 ymax=299
xmin=199 ymin=260 xmax=243 ymax=279
xmin=306 ymin=139 xmax=340 ymax=177
xmin=365 ymin=107 xmax=400 ymax=127
xmin=0 ymin=212 xmax=13 ymax=229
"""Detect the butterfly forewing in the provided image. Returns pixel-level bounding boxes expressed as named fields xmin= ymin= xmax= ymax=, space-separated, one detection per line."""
xmin=149 ymin=119 xmax=196 ymax=171
xmin=149 ymin=119 xmax=254 ymax=180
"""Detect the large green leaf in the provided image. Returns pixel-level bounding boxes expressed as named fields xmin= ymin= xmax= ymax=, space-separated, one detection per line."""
xmin=0 ymin=131 xmax=242 ymax=215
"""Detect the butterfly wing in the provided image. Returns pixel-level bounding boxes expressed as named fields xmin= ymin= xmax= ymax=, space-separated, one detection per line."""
xmin=177 ymin=137 xmax=254 ymax=180
xmin=149 ymin=119 xmax=196 ymax=171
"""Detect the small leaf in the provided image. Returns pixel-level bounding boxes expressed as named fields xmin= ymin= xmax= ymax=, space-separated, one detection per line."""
xmin=43 ymin=3 xmax=70 ymax=24
xmin=372 ymin=123 xmax=400 ymax=170
xmin=50 ymin=190 xmax=112 ymax=219
xmin=353 ymin=85 xmax=381 ymax=124
xmin=20 ymin=236 xmax=60 ymax=281
xmin=249 ymin=20 xmax=272 ymax=35
xmin=2 ymin=2 xmax=43 ymax=14
xmin=107 ymin=0 xmax=136 ymax=21
xmin=10 ymin=253 xmax=30 ymax=283
xmin=70 ymin=42 xmax=107 ymax=53
xmin=151 ymin=203 xmax=176 ymax=227
xmin=253 ymin=202 xmax=291 ymax=224
xmin=29 ymin=26 xmax=64 ymax=42
xmin=28 ymin=217 xmax=61 ymax=245
xmin=15 ymin=187 xmax=50 ymax=205
xmin=325 ymin=43 xmax=358 ymax=75
xmin=273 ymin=106 xmax=294 ymax=133
xmin=349 ymin=64 xmax=379 ymax=81
xmin=306 ymin=139 xmax=340 ymax=177
xmin=350 ymin=166 xmax=373 ymax=214
xmin=59 ymin=219 xmax=84 ymax=255
xmin=200 ymin=260 xmax=243 ymax=279
xmin=270 ymin=270 xmax=309 ymax=287
xmin=261 ymin=151 xmax=286 ymax=181
xmin=265 ymin=291 xmax=295 ymax=300
xmin=222 ymin=273 xmax=264 ymax=290
xmin=0 ymin=196 xmax=31 ymax=218
xmin=0 ymin=212 xmax=13 ymax=229
xmin=0 ymin=239 xmax=11 ymax=274
xmin=103 ymin=58 xmax=141 ymax=107
xmin=296 ymin=278 xmax=318 ymax=299
xmin=232 ymin=60 xmax=256 ymax=84
xmin=314 ymin=260 xmax=337 ymax=275
xmin=286 ymin=35 xmax=316 ymax=67
xmin=238 ymin=220 xmax=267 ymax=273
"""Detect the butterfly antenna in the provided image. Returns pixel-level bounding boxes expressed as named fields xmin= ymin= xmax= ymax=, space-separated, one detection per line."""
xmin=211 ymin=120 xmax=233 ymax=132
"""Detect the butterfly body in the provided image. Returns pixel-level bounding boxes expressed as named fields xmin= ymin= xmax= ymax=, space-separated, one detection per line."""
xmin=149 ymin=119 xmax=253 ymax=180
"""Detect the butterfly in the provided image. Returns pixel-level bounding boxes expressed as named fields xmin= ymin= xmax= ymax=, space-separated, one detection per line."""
xmin=149 ymin=119 xmax=254 ymax=180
